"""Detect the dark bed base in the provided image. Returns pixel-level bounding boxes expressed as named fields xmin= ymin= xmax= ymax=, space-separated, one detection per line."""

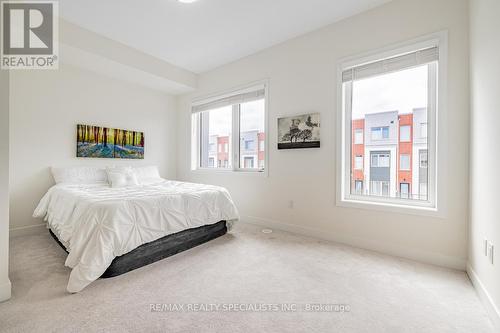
xmin=49 ymin=221 xmax=227 ymax=278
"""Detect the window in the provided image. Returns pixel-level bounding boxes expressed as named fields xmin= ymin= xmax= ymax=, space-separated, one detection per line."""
xmin=371 ymin=153 xmax=390 ymax=167
xmin=400 ymin=125 xmax=411 ymax=142
xmin=239 ymin=99 xmax=265 ymax=170
xmin=339 ymin=39 xmax=440 ymax=211
xmin=244 ymin=140 xmax=254 ymax=150
xmin=258 ymin=159 xmax=264 ymax=169
xmin=370 ymin=181 xmax=390 ymax=197
xmin=244 ymin=157 xmax=254 ymax=168
xmin=421 ymin=123 xmax=428 ymax=138
xmin=400 ymin=183 xmax=410 ymax=199
xmin=354 ymin=129 xmax=364 ymax=144
xmin=354 ymin=180 xmax=363 ymax=194
xmin=197 ymin=106 xmax=232 ymax=169
xmin=419 ymin=150 xmax=428 ymax=168
xmin=419 ymin=183 xmax=428 ymax=198
xmin=354 ymin=155 xmax=363 ymax=170
xmin=400 ymin=154 xmax=410 ymax=170
xmin=191 ymin=84 xmax=267 ymax=172
xmin=371 ymin=127 xmax=389 ymax=140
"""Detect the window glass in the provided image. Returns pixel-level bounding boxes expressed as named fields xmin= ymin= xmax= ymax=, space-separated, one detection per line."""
xmin=355 ymin=155 xmax=363 ymax=170
xmin=400 ymin=183 xmax=410 ymax=199
xmin=354 ymin=129 xmax=364 ymax=144
xmin=400 ymin=125 xmax=411 ymax=142
xmin=200 ymin=106 xmax=232 ymax=169
xmin=421 ymin=123 xmax=428 ymax=138
xmin=347 ymin=64 xmax=430 ymax=202
xmin=240 ymin=99 xmax=265 ymax=170
xmin=193 ymin=86 xmax=266 ymax=173
xmin=400 ymin=154 xmax=410 ymax=170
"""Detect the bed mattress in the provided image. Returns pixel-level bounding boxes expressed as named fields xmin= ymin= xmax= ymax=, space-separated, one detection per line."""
xmin=34 ymin=180 xmax=239 ymax=292
xmin=49 ymin=221 xmax=228 ymax=278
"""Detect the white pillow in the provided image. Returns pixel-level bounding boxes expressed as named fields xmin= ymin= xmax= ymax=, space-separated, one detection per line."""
xmin=134 ymin=166 xmax=161 ymax=183
xmin=106 ymin=167 xmax=139 ymax=188
xmin=51 ymin=166 xmax=108 ymax=184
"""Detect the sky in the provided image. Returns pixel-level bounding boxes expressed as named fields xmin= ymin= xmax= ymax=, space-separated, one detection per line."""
xmin=351 ymin=64 xmax=428 ymax=119
xmin=207 ymin=99 xmax=265 ymax=136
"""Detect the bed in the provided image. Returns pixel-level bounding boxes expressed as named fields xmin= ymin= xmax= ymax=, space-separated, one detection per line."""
xmin=33 ymin=166 xmax=239 ymax=293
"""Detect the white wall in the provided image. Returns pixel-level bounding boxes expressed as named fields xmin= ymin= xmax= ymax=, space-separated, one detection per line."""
xmin=9 ymin=64 xmax=177 ymax=232
xmin=469 ymin=0 xmax=500 ymax=327
xmin=0 ymin=70 xmax=11 ymax=302
xmin=177 ymin=0 xmax=470 ymax=269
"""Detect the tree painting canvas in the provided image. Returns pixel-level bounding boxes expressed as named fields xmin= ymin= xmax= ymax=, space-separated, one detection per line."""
xmin=277 ymin=113 xmax=320 ymax=149
xmin=76 ymin=125 xmax=144 ymax=159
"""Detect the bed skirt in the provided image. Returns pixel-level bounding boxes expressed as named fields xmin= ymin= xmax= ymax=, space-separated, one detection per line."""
xmin=49 ymin=221 xmax=228 ymax=278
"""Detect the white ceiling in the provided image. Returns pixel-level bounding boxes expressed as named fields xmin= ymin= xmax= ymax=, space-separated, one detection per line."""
xmin=59 ymin=0 xmax=391 ymax=74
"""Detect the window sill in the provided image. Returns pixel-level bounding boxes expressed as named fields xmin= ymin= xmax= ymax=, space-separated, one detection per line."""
xmin=337 ymin=196 xmax=443 ymax=218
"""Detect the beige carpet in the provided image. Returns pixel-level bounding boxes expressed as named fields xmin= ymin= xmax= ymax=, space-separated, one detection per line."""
xmin=0 ymin=222 xmax=494 ymax=333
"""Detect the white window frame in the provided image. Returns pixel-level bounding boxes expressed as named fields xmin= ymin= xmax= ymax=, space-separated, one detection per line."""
xmin=190 ymin=80 xmax=269 ymax=176
xmin=336 ymin=31 xmax=448 ymax=217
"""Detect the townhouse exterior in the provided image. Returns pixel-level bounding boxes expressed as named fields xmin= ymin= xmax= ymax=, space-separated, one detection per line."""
xmin=208 ymin=131 xmax=265 ymax=169
xmin=351 ymin=108 xmax=428 ymax=200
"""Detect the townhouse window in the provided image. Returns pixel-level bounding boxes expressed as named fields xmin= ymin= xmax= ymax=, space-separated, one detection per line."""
xmin=354 ymin=155 xmax=363 ymax=170
xmin=244 ymin=140 xmax=254 ymax=150
xmin=354 ymin=180 xmax=363 ymax=194
xmin=191 ymin=83 xmax=267 ymax=172
xmin=400 ymin=154 xmax=410 ymax=170
xmin=371 ymin=127 xmax=389 ymax=140
xmin=419 ymin=150 xmax=428 ymax=168
xmin=244 ymin=157 xmax=255 ymax=168
xmin=400 ymin=183 xmax=410 ymax=199
xmin=420 ymin=123 xmax=428 ymax=138
xmin=338 ymin=36 xmax=442 ymax=212
xmin=371 ymin=153 xmax=390 ymax=167
xmin=354 ymin=129 xmax=364 ymax=144
xmin=400 ymin=125 xmax=411 ymax=142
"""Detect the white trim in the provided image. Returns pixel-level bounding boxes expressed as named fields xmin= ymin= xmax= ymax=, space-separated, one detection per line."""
xmin=241 ymin=215 xmax=466 ymax=270
xmin=0 ymin=279 xmax=11 ymax=303
xmin=466 ymin=264 xmax=500 ymax=330
xmin=190 ymin=79 xmax=270 ymax=177
xmin=336 ymin=31 xmax=448 ymax=217
xmin=9 ymin=223 xmax=46 ymax=238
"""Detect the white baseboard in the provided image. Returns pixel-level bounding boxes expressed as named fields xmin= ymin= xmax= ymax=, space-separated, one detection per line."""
xmin=466 ymin=263 xmax=500 ymax=330
xmin=241 ymin=215 xmax=466 ymax=270
xmin=0 ymin=278 xmax=11 ymax=302
xmin=9 ymin=223 xmax=46 ymax=238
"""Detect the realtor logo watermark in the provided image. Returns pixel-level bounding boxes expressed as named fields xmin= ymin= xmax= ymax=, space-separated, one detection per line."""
xmin=150 ymin=303 xmax=351 ymax=313
xmin=1 ymin=1 xmax=58 ymax=69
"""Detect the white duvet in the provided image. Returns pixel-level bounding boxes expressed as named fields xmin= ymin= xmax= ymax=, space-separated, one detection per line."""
xmin=33 ymin=180 xmax=239 ymax=293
